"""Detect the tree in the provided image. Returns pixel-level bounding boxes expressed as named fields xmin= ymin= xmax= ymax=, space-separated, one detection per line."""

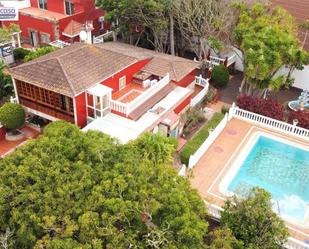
xmin=97 ymin=0 xmax=170 ymax=52
xmin=0 ymin=103 xmax=25 ymax=132
xmin=0 ymin=61 xmax=13 ymax=104
xmin=24 ymin=46 xmax=58 ymax=62
xmin=234 ymin=3 xmax=309 ymax=96
xmin=0 ymin=24 xmax=20 ymax=44
xmin=0 ymin=121 xmax=209 ymax=248
xmin=221 ymin=187 xmax=288 ymax=249
xmin=211 ymin=65 xmax=229 ymax=88
xmin=208 ymin=227 xmax=243 ymax=249
xmin=173 ymin=0 xmax=237 ymax=60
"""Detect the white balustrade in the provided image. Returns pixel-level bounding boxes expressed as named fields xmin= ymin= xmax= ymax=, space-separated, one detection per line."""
xmin=229 ymin=104 xmax=309 ymax=140
xmin=110 ymin=73 xmax=170 ymax=115
xmin=110 ymin=100 xmax=129 ymax=115
xmin=190 ymin=76 xmax=209 ymax=107
xmin=188 ymin=113 xmax=229 ymax=169
xmin=195 ymin=75 xmax=209 ymax=87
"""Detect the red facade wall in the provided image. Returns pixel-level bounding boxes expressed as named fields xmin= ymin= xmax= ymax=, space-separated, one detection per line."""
xmin=74 ymin=59 xmax=150 ymax=128
xmin=0 ymin=126 xmax=5 ymax=141
xmin=3 ymin=15 xmax=56 ymax=42
xmin=175 ymin=69 xmax=197 ymax=87
xmin=3 ymin=0 xmax=105 ymax=45
xmin=75 ymin=92 xmax=87 ymax=128
xmin=174 ymin=94 xmax=192 ymax=114
xmin=101 ymin=59 xmax=151 ymax=92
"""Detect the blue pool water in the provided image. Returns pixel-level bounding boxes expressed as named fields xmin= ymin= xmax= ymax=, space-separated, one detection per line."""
xmin=228 ymin=135 xmax=309 ymax=223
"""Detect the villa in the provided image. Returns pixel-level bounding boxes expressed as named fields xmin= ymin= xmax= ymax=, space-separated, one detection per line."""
xmin=8 ymin=42 xmax=209 ymax=143
xmin=1 ymin=0 xmax=107 ymax=47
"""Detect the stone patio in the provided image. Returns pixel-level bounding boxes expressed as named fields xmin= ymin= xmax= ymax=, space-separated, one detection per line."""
xmin=219 ymin=72 xmax=302 ymax=105
xmin=0 ymin=125 xmax=40 ymax=157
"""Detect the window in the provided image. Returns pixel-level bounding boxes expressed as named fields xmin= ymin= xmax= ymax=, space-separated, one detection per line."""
xmin=40 ymin=33 xmax=50 ymax=44
xmin=38 ymin=0 xmax=47 ymax=10
xmin=119 ymin=76 xmax=126 ymax=90
xmin=65 ymin=0 xmax=74 ymax=15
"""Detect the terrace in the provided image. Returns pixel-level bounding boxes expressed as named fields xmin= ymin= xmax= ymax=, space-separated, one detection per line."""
xmin=187 ymin=105 xmax=309 ymax=248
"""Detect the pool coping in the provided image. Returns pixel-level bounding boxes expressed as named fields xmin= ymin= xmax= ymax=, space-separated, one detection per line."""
xmin=218 ymin=130 xmax=309 ymax=228
xmin=190 ymin=118 xmax=309 ymax=241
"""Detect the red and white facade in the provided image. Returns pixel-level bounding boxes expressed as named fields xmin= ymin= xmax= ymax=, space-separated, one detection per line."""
xmin=2 ymin=0 xmax=107 ymax=46
xmin=10 ymin=42 xmax=209 ymax=143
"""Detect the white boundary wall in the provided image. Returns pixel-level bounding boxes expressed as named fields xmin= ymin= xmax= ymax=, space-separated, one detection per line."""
xmin=188 ymin=104 xmax=309 ymax=169
xmin=185 ymin=105 xmax=309 ymax=249
xmin=188 ymin=113 xmax=229 ymax=169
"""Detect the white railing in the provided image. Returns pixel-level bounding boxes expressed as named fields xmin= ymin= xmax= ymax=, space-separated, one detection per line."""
xmin=188 ymin=113 xmax=229 ymax=169
xmin=226 ymin=54 xmax=236 ymax=67
xmin=205 ymin=202 xmax=309 ymax=249
xmin=110 ymin=74 xmax=170 ymax=116
xmin=190 ymin=76 xmax=209 ymax=107
xmin=128 ymin=74 xmax=170 ymax=112
xmin=195 ymin=75 xmax=210 ymax=87
xmin=209 ymin=56 xmax=225 ymax=66
xmin=229 ymin=104 xmax=309 ymax=140
xmin=110 ymin=100 xmax=129 ymax=115
xmin=93 ymin=31 xmax=114 ymax=44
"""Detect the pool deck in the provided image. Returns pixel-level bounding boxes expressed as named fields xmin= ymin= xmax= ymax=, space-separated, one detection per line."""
xmin=190 ymin=118 xmax=309 ymax=242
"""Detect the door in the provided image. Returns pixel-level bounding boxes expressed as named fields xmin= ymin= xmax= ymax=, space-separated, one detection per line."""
xmin=30 ymin=31 xmax=38 ymax=47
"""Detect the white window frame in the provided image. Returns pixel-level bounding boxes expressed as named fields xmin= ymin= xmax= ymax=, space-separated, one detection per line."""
xmin=119 ymin=76 xmax=126 ymax=90
xmin=38 ymin=0 xmax=47 ymax=10
xmin=64 ymin=0 xmax=74 ymax=15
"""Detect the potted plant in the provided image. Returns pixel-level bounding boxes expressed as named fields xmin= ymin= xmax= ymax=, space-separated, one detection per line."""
xmin=0 ymin=103 xmax=25 ymax=141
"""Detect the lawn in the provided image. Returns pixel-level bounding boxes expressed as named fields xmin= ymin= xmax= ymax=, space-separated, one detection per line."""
xmin=180 ymin=112 xmax=224 ymax=165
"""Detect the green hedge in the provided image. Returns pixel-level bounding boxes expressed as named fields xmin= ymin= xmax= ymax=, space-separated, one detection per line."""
xmin=180 ymin=112 xmax=224 ymax=165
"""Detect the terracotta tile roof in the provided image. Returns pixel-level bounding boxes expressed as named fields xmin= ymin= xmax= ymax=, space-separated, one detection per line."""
xmin=20 ymin=7 xmax=66 ymax=21
xmin=270 ymin=0 xmax=309 ymax=51
xmin=128 ymin=83 xmax=176 ymax=120
xmin=63 ymin=20 xmax=83 ymax=37
xmin=9 ymin=43 xmax=138 ymax=97
xmin=9 ymin=42 xmax=200 ymax=97
xmin=100 ymin=42 xmax=200 ymax=81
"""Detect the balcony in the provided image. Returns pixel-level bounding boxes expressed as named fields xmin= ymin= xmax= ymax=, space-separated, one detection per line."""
xmin=19 ymin=97 xmax=74 ymax=123
xmin=110 ymin=74 xmax=170 ymax=118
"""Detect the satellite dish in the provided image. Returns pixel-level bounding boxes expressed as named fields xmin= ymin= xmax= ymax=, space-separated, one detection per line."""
xmin=79 ymin=30 xmax=87 ymax=41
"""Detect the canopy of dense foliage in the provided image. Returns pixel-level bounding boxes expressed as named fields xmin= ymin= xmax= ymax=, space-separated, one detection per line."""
xmin=0 ymin=24 xmax=20 ymax=44
xmin=221 ymin=187 xmax=288 ymax=249
xmin=0 ymin=121 xmax=208 ymax=248
xmin=0 ymin=103 xmax=25 ymax=130
xmin=0 ymin=61 xmax=13 ymax=104
xmin=234 ymin=3 xmax=308 ymax=96
xmin=24 ymin=47 xmax=58 ymax=62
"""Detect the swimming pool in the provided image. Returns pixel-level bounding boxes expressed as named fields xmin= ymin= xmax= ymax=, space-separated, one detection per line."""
xmin=220 ymin=132 xmax=309 ymax=226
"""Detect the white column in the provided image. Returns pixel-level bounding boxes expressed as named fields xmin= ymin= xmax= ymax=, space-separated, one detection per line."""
xmin=11 ymin=77 xmax=19 ymax=103
xmin=17 ymin=33 xmax=21 ymax=48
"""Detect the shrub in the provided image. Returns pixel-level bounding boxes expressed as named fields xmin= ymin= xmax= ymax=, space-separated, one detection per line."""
xmin=236 ymin=95 xmax=284 ymax=121
xmin=221 ymin=187 xmax=288 ymax=249
xmin=180 ymin=112 xmax=224 ymax=165
xmin=205 ymin=85 xmax=217 ymax=103
xmin=0 ymin=103 xmax=25 ymax=131
xmin=288 ymin=110 xmax=309 ymax=129
xmin=221 ymin=105 xmax=229 ymax=115
xmin=24 ymin=46 xmax=58 ymax=62
xmin=181 ymin=106 xmax=206 ymax=136
xmin=211 ymin=64 xmax=229 ymax=88
xmin=13 ymin=47 xmax=30 ymax=61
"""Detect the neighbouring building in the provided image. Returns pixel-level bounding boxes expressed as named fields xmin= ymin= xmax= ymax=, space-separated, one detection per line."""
xmin=9 ymin=42 xmax=209 ymax=143
xmin=1 ymin=0 xmax=107 ymax=47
